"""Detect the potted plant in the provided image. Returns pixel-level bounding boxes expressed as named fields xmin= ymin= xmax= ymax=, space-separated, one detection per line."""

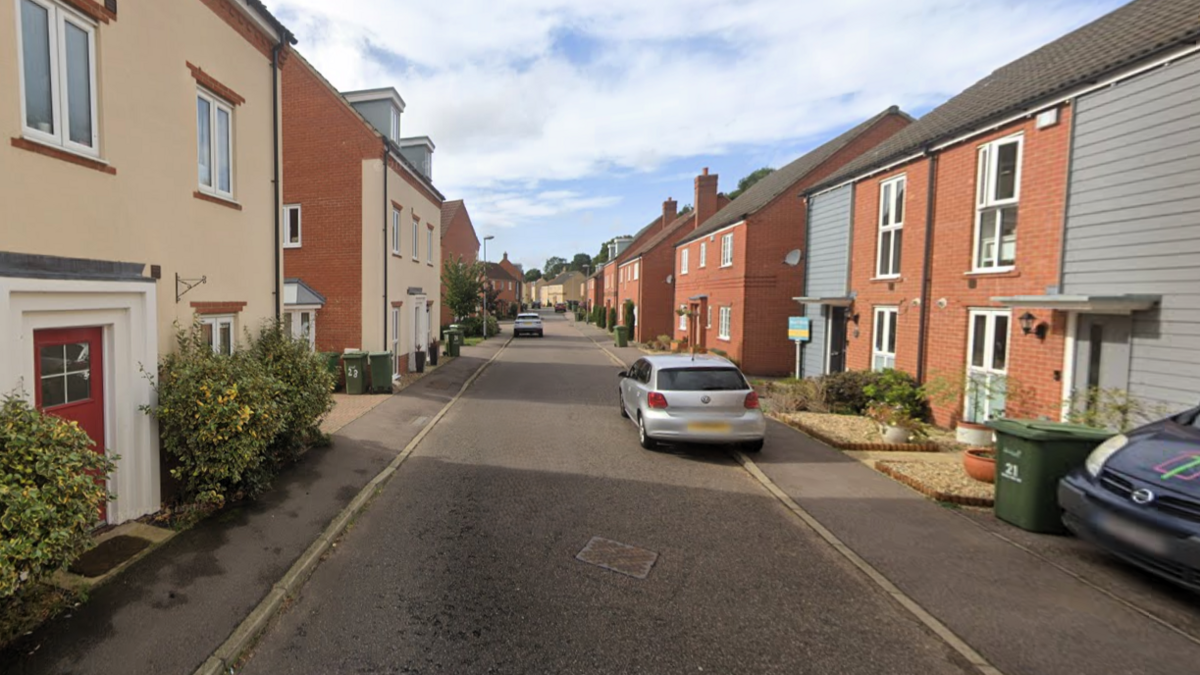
xmin=866 ymin=402 xmax=928 ymax=444
xmin=926 ymin=371 xmax=1005 ymax=446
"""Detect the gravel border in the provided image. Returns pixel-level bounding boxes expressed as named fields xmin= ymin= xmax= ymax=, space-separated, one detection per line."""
xmin=875 ymin=460 xmax=995 ymax=507
xmin=772 ymin=412 xmax=940 ymax=452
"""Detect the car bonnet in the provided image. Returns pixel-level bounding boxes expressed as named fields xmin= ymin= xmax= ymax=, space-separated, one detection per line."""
xmin=1105 ymin=405 xmax=1200 ymax=500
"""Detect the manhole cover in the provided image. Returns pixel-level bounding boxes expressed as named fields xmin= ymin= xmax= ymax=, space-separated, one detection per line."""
xmin=576 ymin=536 xmax=658 ymax=579
xmin=68 ymin=535 xmax=151 ymax=577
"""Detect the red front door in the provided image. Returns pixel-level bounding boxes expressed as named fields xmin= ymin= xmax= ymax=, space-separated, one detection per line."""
xmin=34 ymin=327 xmax=107 ymax=521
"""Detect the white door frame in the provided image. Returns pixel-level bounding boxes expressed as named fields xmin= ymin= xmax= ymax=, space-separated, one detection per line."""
xmin=965 ymin=308 xmax=1011 ymax=422
xmin=410 ymin=295 xmax=427 ymax=371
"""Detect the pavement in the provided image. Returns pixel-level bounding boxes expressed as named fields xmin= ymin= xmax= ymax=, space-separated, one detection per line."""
xmin=575 ymin=320 xmax=1200 ymax=675
xmin=0 ymin=337 xmax=507 ymax=675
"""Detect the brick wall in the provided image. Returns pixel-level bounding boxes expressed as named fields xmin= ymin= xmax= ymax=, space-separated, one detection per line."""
xmin=282 ymin=56 xmax=381 ymax=352
xmin=440 ymin=204 xmax=479 ymax=325
xmin=847 ymin=110 xmax=1073 ymax=425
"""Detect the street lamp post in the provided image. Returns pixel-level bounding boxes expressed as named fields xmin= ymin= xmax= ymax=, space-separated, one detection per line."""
xmin=581 ymin=264 xmax=591 ymax=319
xmin=482 ymin=235 xmax=495 ymax=337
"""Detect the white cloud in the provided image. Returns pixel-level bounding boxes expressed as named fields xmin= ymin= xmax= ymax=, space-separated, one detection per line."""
xmin=271 ymin=0 xmax=1120 ymax=242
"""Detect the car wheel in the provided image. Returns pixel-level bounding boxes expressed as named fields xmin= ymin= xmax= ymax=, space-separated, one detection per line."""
xmin=638 ymin=414 xmax=657 ymax=450
xmin=741 ymin=439 xmax=764 ymax=453
xmin=619 ymin=390 xmax=629 ymax=418
xmin=538 ymin=331 xmax=544 ymax=337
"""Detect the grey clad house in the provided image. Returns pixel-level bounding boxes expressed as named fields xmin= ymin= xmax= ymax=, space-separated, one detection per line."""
xmin=798 ymin=185 xmax=853 ymax=378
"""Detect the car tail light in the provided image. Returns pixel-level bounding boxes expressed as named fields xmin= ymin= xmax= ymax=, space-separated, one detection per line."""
xmin=744 ymin=391 xmax=760 ymax=409
xmin=647 ymin=392 xmax=669 ymax=409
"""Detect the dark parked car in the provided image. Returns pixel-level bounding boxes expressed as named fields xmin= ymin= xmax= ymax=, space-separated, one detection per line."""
xmin=1059 ymin=404 xmax=1200 ymax=591
xmin=554 ymin=303 xmax=566 ymax=313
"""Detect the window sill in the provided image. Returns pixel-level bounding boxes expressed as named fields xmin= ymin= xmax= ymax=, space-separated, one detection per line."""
xmin=12 ymin=137 xmax=115 ymax=175
xmin=392 ymin=252 xmax=404 ymax=258
xmin=719 ymin=263 xmax=733 ymax=269
xmin=869 ymin=276 xmax=902 ymax=284
xmin=964 ymin=268 xmax=1019 ymax=278
xmin=284 ymin=244 xmax=302 ymax=249
xmin=194 ymin=191 xmax=242 ymax=210
xmin=717 ymin=336 xmax=731 ymax=342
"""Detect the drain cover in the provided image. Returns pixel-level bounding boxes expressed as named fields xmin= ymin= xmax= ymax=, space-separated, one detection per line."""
xmin=576 ymin=536 xmax=658 ymax=579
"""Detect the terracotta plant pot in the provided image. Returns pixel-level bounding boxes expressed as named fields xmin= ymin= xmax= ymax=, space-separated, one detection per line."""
xmin=963 ymin=448 xmax=996 ymax=484
xmin=956 ymin=420 xmax=994 ymax=447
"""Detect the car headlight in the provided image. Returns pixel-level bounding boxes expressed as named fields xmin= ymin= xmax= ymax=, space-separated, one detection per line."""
xmin=1084 ymin=434 xmax=1128 ymax=477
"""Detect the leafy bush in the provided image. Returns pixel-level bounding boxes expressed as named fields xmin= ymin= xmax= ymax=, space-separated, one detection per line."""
xmin=246 ymin=321 xmax=335 ymax=466
xmin=1 ymin=396 xmax=116 ymax=599
xmin=1065 ymin=387 xmax=1173 ymax=432
xmin=817 ymin=370 xmax=887 ymax=414
xmin=146 ymin=326 xmax=286 ymax=509
xmin=656 ymin=335 xmax=672 ymax=351
xmin=622 ymin=300 xmax=636 ymax=334
xmin=862 ymin=368 xmax=929 ymax=421
xmin=607 ymin=307 xmax=618 ymax=333
xmin=461 ymin=314 xmax=499 ymax=338
xmin=760 ymin=379 xmax=829 ymax=414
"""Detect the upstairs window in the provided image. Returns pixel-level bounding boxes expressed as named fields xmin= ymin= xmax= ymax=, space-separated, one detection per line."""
xmin=699 ymin=242 xmax=707 ymax=268
xmin=876 ymin=176 xmax=904 ymax=277
xmin=681 ymin=248 xmax=689 ymax=274
xmin=283 ymin=205 xmax=301 ymax=248
xmin=17 ymin=0 xmax=98 ymax=155
xmin=720 ymin=233 xmax=733 ymax=267
xmin=392 ymin=208 xmax=401 ymax=254
xmin=426 ymin=227 xmax=433 ymax=263
xmin=974 ymin=135 xmax=1022 ymax=271
xmin=633 ymin=262 xmax=638 ymax=280
xmin=197 ymin=89 xmax=233 ymax=198
xmin=390 ymin=107 xmax=400 ymax=142
xmin=411 ymin=215 xmax=420 ymax=260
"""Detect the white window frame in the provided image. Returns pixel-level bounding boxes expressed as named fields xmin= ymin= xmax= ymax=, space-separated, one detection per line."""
xmin=284 ymin=308 xmax=317 ymax=348
xmin=972 ymin=135 xmax=1023 ymax=272
xmin=699 ymin=241 xmax=707 ymax=268
xmin=720 ymin=233 xmax=733 ymax=267
xmin=681 ymin=248 xmax=689 ymax=274
xmin=411 ymin=215 xmax=419 ymax=261
xmin=875 ymin=176 xmax=905 ymax=278
xmin=200 ymin=315 xmax=235 ymax=355
xmin=706 ymin=305 xmax=712 ymax=329
xmin=15 ymin=0 xmax=99 ymax=156
xmin=283 ymin=204 xmax=301 ymax=248
xmin=197 ymin=88 xmax=234 ymax=199
xmin=389 ymin=106 xmax=400 ymax=142
xmin=391 ymin=308 xmax=401 ymax=376
xmin=633 ymin=262 xmax=639 ymax=280
xmin=426 ymin=227 xmax=433 ymax=263
xmin=871 ymin=307 xmax=898 ymax=371
xmin=679 ymin=305 xmax=687 ymax=331
xmin=718 ymin=306 xmax=731 ymax=341
xmin=965 ymin=309 xmax=1012 ymax=422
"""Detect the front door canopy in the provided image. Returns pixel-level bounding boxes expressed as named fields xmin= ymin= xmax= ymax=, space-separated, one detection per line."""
xmin=793 ymin=296 xmax=854 ymax=307
xmin=990 ymin=294 xmax=1158 ymax=315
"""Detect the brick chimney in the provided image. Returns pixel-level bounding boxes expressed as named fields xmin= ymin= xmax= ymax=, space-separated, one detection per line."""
xmin=662 ymin=197 xmax=678 ymax=230
xmin=694 ymin=168 xmax=719 ymax=230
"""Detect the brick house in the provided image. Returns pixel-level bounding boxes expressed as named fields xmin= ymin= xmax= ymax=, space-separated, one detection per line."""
xmin=439 ymin=199 xmax=480 ymax=326
xmin=0 ymin=0 xmax=294 ymax=524
xmin=282 ymin=54 xmax=444 ymax=376
xmin=485 ymin=260 xmax=520 ymax=316
xmin=498 ymin=252 xmax=523 ymax=310
xmin=672 ymin=109 xmax=912 ymax=375
xmin=585 ymin=270 xmax=603 ymax=314
xmin=802 ymin=0 xmax=1200 ymax=426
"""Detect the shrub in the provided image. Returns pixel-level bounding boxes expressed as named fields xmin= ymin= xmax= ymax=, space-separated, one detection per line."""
xmin=594 ymin=306 xmax=606 ymax=328
xmin=146 ymin=325 xmax=286 ymax=509
xmin=656 ymin=335 xmax=672 ymax=351
xmin=461 ymin=314 xmax=499 ymax=338
xmin=817 ymin=370 xmax=887 ymax=414
xmin=862 ymin=368 xmax=929 ymax=421
xmin=246 ymin=321 xmax=335 ymax=466
xmin=760 ymin=379 xmax=828 ymax=415
xmin=607 ymin=307 xmax=618 ymax=332
xmin=1 ymin=396 xmax=116 ymax=599
xmin=622 ymin=300 xmax=636 ymax=334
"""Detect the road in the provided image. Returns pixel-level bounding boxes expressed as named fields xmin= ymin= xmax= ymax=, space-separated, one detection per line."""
xmin=240 ymin=313 xmax=972 ymax=674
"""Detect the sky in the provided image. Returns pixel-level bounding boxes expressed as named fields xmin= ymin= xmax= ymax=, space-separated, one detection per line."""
xmin=270 ymin=0 xmax=1125 ymax=274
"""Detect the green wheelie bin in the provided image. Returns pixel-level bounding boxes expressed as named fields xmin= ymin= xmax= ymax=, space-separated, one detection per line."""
xmin=614 ymin=325 xmax=628 ymax=348
xmin=988 ymin=419 xmax=1114 ymax=533
xmin=368 ymin=352 xmax=394 ymax=393
xmin=342 ymin=351 xmax=369 ymax=395
xmin=446 ymin=328 xmax=463 ymax=357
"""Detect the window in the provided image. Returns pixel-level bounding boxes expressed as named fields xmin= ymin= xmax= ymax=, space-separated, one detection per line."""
xmin=391 ymin=308 xmax=401 ymax=375
xmin=679 ymin=305 xmax=687 ymax=331
xmin=718 ymin=307 xmax=731 ymax=340
xmin=965 ymin=310 xmax=1011 ymax=422
xmin=426 ymin=227 xmax=433 ymax=263
xmin=876 ymin=176 xmax=904 ymax=277
xmin=411 ymin=215 xmax=420 ymax=260
xmin=658 ymin=367 xmax=747 ymax=391
xmin=720 ymin=233 xmax=733 ymax=267
xmin=283 ymin=205 xmax=301 ymax=248
xmin=197 ymin=89 xmax=233 ymax=198
xmin=872 ymin=307 xmax=897 ymax=371
xmin=974 ymin=136 xmax=1022 ymax=270
xmin=706 ymin=305 xmax=712 ymax=329
xmin=38 ymin=341 xmax=91 ymax=408
xmin=201 ymin=316 xmax=234 ymax=355
xmin=633 ymin=262 xmax=638 ymax=280
xmin=17 ymin=0 xmax=98 ymax=155
xmin=699 ymin=242 xmax=707 ymax=268
xmin=389 ymin=106 xmax=399 ymax=142
xmin=681 ymin=248 xmax=689 ymax=274
xmin=283 ymin=309 xmax=315 ymax=348
xmin=392 ymin=208 xmax=401 ymax=254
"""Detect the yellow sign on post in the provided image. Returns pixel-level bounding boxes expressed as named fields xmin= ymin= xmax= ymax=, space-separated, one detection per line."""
xmin=788 ymin=316 xmax=810 ymax=342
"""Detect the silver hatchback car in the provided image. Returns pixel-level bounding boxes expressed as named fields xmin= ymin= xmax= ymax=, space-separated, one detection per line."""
xmin=618 ymin=354 xmax=766 ymax=452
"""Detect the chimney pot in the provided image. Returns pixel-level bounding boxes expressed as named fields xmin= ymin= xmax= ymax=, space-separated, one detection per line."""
xmin=702 ymin=167 xmax=709 ymax=175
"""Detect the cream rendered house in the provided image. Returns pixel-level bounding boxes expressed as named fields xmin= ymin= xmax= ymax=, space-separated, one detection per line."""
xmin=539 ymin=271 xmax=584 ymax=306
xmin=0 ymin=0 xmax=293 ymax=523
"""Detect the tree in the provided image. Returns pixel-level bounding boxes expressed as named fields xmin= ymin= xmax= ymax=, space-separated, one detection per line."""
xmin=524 ymin=268 xmax=543 ymax=282
xmin=442 ymin=257 xmax=484 ymax=322
xmin=483 ymin=284 xmax=504 ymax=316
xmin=594 ymin=242 xmax=610 ymax=265
xmin=727 ymin=167 xmax=775 ymax=200
xmin=569 ymin=253 xmax=593 ymax=273
xmin=544 ymin=256 xmax=568 ymax=277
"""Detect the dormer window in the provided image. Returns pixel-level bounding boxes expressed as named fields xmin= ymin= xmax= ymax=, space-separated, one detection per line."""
xmin=390 ymin=107 xmax=399 ymax=142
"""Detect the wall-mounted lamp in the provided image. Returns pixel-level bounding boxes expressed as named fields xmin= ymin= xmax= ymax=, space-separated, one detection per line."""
xmin=849 ymin=312 xmax=860 ymax=325
xmin=1019 ymin=311 xmax=1049 ymax=340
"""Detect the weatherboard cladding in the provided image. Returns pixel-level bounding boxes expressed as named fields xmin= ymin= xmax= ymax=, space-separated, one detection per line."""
xmin=682 ymin=106 xmax=910 ymax=245
xmin=1062 ymin=50 xmax=1200 ymax=409
xmin=813 ymin=0 xmax=1200 ymax=192
xmin=801 ymin=185 xmax=852 ymax=378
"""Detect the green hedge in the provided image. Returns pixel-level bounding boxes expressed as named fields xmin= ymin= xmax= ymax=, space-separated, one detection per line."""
xmin=1 ymin=396 xmax=116 ymax=599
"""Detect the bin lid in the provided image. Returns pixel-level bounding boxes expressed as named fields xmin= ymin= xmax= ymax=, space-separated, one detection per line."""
xmin=342 ymin=350 xmax=368 ymax=356
xmin=986 ymin=418 xmax=1114 ymax=442
xmin=368 ymin=351 xmax=392 ymax=357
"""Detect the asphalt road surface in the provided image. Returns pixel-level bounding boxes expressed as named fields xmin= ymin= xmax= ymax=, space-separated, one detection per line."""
xmin=240 ymin=314 xmax=973 ymax=674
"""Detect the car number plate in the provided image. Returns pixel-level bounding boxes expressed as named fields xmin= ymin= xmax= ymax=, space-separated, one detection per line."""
xmin=688 ymin=421 xmax=731 ymax=433
xmin=1095 ymin=513 xmax=1170 ymax=556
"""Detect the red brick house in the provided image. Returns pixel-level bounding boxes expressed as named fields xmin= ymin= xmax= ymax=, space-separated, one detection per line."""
xmin=282 ymin=54 xmax=443 ymax=376
xmin=585 ymin=271 xmax=603 ymax=314
xmin=801 ymin=0 xmax=1200 ymax=425
xmin=498 ymin=252 xmax=523 ymax=308
xmin=485 ymin=260 xmax=520 ymax=316
xmin=439 ymin=199 xmax=479 ymax=326
xmin=669 ymin=109 xmax=911 ymax=375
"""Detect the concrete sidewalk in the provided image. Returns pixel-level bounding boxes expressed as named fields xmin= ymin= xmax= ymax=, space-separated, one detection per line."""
xmin=579 ymin=319 xmax=1200 ymax=674
xmin=0 ymin=338 xmax=507 ymax=675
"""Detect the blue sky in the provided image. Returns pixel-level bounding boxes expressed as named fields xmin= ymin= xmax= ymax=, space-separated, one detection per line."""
xmin=271 ymin=0 xmax=1125 ymax=273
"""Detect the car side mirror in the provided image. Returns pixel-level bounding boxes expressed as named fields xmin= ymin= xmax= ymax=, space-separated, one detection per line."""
xmin=618 ymin=371 xmax=628 ymax=378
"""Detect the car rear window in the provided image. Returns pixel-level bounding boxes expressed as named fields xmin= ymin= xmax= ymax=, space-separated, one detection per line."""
xmin=517 ymin=315 xmax=540 ymax=320
xmin=656 ymin=367 xmax=747 ymax=391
